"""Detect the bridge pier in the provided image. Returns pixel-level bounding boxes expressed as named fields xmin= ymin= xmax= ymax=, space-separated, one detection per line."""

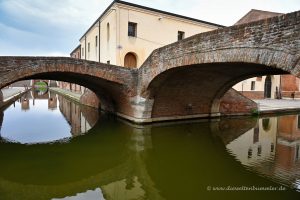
xmin=117 ymin=95 xmax=154 ymax=123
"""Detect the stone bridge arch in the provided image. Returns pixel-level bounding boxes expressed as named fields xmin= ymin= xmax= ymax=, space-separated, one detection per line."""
xmin=137 ymin=11 xmax=299 ymax=121
xmin=0 ymin=57 xmax=138 ymax=115
xmin=0 ymin=11 xmax=299 ymax=123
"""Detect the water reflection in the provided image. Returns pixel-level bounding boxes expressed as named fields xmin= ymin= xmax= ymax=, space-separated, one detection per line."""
xmin=226 ymin=115 xmax=300 ymax=191
xmin=0 ymin=94 xmax=300 ymax=199
xmin=0 ymin=90 xmax=98 ymax=144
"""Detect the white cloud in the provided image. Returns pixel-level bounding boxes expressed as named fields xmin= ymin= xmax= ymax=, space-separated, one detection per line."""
xmin=0 ymin=0 xmax=299 ymax=56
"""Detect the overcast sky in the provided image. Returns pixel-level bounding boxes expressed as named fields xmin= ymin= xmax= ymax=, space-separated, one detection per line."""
xmin=0 ymin=0 xmax=299 ymax=56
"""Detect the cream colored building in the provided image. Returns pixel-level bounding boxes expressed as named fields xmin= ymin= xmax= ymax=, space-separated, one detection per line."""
xmin=232 ymin=10 xmax=284 ymax=99
xmin=233 ymin=75 xmax=281 ymax=99
xmin=76 ymin=0 xmax=223 ymax=68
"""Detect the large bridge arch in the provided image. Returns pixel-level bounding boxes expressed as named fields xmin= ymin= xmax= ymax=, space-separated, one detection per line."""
xmin=0 ymin=11 xmax=299 ymax=123
xmin=137 ymin=11 xmax=299 ymax=121
xmin=0 ymin=57 xmax=138 ymax=115
xmin=145 ymin=62 xmax=288 ymax=119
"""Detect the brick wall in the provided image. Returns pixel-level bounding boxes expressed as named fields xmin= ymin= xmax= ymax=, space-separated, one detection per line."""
xmin=80 ymin=89 xmax=100 ymax=108
xmin=281 ymin=75 xmax=300 ymax=92
xmin=240 ymin=91 xmax=265 ymax=99
xmin=220 ymin=89 xmax=258 ymax=115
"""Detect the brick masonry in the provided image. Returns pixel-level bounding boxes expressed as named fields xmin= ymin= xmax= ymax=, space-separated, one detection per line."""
xmin=240 ymin=91 xmax=265 ymax=99
xmin=0 ymin=11 xmax=299 ymax=123
xmin=80 ymin=89 xmax=100 ymax=108
xmin=220 ymin=89 xmax=258 ymax=115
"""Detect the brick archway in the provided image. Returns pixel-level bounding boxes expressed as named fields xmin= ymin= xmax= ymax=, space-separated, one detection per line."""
xmin=146 ymin=63 xmax=287 ymax=119
xmin=137 ymin=11 xmax=299 ymax=121
xmin=0 ymin=57 xmax=137 ymax=117
xmin=0 ymin=11 xmax=299 ymax=123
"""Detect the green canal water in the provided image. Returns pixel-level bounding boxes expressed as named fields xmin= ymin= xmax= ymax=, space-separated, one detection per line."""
xmin=0 ymin=90 xmax=299 ymax=199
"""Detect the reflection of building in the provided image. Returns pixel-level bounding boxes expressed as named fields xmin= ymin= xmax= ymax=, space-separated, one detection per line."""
xmin=58 ymin=96 xmax=98 ymax=136
xmin=57 ymin=81 xmax=84 ymax=94
xmin=233 ymin=9 xmax=300 ymax=99
xmin=57 ymin=45 xmax=85 ymax=95
xmin=72 ymin=1 xmax=222 ymax=67
xmin=48 ymin=92 xmax=58 ymax=110
xmin=226 ymin=115 xmax=300 ymax=188
xmin=21 ymin=97 xmax=30 ymax=111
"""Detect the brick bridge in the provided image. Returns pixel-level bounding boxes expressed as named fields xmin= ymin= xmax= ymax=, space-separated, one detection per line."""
xmin=0 ymin=11 xmax=299 ymax=123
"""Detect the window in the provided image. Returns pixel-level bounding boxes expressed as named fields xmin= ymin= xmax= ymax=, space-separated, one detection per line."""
xmin=178 ymin=31 xmax=185 ymax=41
xmin=82 ymin=48 xmax=84 ymax=57
xmin=107 ymin=23 xmax=110 ymax=41
xmin=88 ymin=43 xmax=90 ymax=52
xmin=251 ymin=81 xmax=255 ymax=90
xmin=95 ymin=36 xmax=98 ymax=47
xmin=128 ymin=22 xmax=137 ymax=37
xmin=107 ymin=60 xmax=110 ymax=64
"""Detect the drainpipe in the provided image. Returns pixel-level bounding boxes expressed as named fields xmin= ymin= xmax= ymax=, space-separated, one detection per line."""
xmin=85 ymin=36 xmax=87 ymax=60
xmin=99 ymin=20 xmax=101 ymax=62
xmin=279 ymin=75 xmax=282 ymax=99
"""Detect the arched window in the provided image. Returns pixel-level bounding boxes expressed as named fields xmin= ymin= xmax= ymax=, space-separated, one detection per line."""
xmin=124 ymin=52 xmax=137 ymax=68
xmin=107 ymin=23 xmax=110 ymax=42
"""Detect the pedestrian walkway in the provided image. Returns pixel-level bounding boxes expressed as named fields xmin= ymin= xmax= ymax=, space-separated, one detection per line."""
xmin=49 ymin=87 xmax=82 ymax=102
xmin=1 ymin=87 xmax=27 ymax=101
xmin=255 ymin=99 xmax=300 ymax=113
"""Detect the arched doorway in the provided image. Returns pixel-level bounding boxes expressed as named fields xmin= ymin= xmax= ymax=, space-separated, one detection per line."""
xmin=264 ymin=76 xmax=272 ymax=98
xmin=124 ymin=53 xmax=137 ymax=68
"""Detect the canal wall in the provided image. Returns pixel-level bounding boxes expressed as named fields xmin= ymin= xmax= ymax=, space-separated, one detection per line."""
xmin=49 ymin=87 xmax=81 ymax=103
xmin=49 ymin=87 xmax=100 ymax=109
xmin=0 ymin=88 xmax=30 ymax=109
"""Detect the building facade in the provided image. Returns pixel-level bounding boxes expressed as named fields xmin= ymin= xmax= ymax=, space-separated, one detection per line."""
xmin=76 ymin=0 xmax=223 ymax=68
xmin=232 ymin=9 xmax=300 ymax=99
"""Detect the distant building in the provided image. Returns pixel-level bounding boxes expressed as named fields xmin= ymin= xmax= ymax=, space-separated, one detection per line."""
xmin=70 ymin=44 xmax=81 ymax=59
xmin=74 ymin=0 xmax=223 ymax=67
xmin=58 ymin=45 xmax=83 ymax=94
xmin=233 ymin=9 xmax=300 ymax=99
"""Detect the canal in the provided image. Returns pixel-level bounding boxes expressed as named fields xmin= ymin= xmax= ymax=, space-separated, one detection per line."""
xmin=0 ymin=90 xmax=299 ymax=199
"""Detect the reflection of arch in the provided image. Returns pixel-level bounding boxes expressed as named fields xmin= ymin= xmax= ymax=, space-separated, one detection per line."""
xmin=262 ymin=118 xmax=271 ymax=132
xmin=124 ymin=52 xmax=137 ymax=68
xmin=0 ymin=90 xmax=3 ymax=106
xmin=264 ymin=76 xmax=272 ymax=98
xmin=0 ymin=109 xmax=3 ymax=132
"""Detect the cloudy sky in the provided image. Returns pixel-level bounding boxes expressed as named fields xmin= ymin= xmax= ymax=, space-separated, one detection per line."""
xmin=0 ymin=0 xmax=299 ymax=56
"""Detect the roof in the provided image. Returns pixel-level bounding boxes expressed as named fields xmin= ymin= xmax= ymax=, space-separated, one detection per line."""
xmin=235 ymin=9 xmax=283 ymax=25
xmin=79 ymin=0 xmax=225 ymax=41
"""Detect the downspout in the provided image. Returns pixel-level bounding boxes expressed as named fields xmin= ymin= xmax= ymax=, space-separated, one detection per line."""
xmin=85 ymin=36 xmax=87 ymax=60
xmin=99 ymin=20 xmax=101 ymax=62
